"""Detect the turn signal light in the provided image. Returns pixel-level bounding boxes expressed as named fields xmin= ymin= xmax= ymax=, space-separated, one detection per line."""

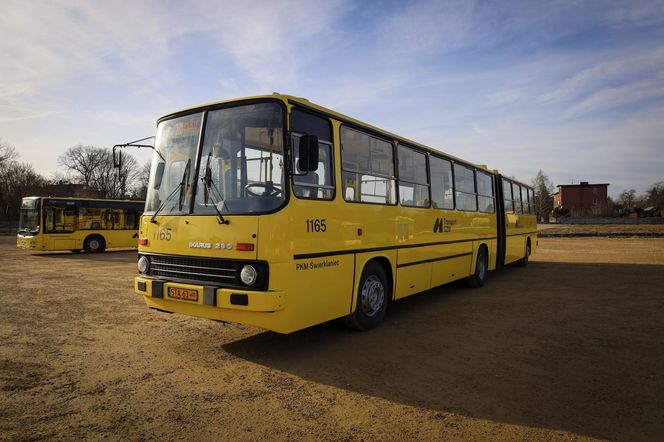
xmin=236 ymin=243 xmax=255 ymax=251
xmin=138 ymin=238 xmax=148 ymax=246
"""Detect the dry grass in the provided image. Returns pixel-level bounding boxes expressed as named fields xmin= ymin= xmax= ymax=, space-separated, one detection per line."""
xmin=538 ymin=223 xmax=664 ymax=237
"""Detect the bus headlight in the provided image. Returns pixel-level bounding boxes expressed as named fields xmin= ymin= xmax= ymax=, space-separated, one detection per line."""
xmin=240 ymin=265 xmax=257 ymax=285
xmin=137 ymin=255 xmax=150 ymax=274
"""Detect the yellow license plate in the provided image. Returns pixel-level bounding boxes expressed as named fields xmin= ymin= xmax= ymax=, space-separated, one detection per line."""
xmin=168 ymin=287 xmax=199 ymax=301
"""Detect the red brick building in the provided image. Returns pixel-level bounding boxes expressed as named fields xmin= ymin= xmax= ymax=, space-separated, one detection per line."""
xmin=553 ymin=182 xmax=609 ymax=217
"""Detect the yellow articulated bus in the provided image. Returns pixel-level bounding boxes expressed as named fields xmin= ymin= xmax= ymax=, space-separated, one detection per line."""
xmin=134 ymin=94 xmax=536 ymax=333
xmin=17 ymin=196 xmax=144 ymax=253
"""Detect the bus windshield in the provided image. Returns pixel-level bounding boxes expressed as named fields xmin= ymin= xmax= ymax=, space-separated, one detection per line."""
xmin=146 ymin=102 xmax=285 ymax=215
xmin=18 ymin=197 xmax=40 ymax=235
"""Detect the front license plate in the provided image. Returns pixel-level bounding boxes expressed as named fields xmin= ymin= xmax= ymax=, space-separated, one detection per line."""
xmin=168 ymin=287 xmax=199 ymax=302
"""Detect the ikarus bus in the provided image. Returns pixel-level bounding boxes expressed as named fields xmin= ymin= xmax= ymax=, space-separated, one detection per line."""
xmin=134 ymin=94 xmax=537 ymax=333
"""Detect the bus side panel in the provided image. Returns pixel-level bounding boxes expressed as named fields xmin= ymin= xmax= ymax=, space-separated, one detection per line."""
xmin=396 ymin=263 xmax=431 ymax=299
xmin=259 ymin=207 xmax=358 ymax=331
xmin=396 ymin=242 xmax=471 ymax=298
xmin=53 ymin=238 xmax=77 ymax=250
xmin=284 ymin=255 xmax=356 ymax=331
xmin=430 ymin=253 xmax=472 ymax=288
xmin=504 ymin=213 xmax=524 ymax=264
xmin=90 ymin=229 xmax=138 ymax=249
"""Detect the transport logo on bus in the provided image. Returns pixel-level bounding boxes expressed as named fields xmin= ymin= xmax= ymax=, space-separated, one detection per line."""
xmin=433 ymin=218 xmax=455 ymax=233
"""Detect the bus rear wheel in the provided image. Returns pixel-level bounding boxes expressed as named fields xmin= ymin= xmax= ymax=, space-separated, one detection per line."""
xmin=345 ymin=261 xmax=389 ymax=331
xmin=467 ymin=246 xmax=488 ymax=288
xmin=84 ymin=235 xmax=106 ymax=253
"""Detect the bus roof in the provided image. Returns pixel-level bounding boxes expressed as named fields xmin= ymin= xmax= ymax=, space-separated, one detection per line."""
xmin=158 ymin=93 xmax=534 ymax=190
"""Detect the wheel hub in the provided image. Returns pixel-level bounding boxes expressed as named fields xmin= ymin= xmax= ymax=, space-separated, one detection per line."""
xmin=361 ymin=275 xmax=384 ymax=317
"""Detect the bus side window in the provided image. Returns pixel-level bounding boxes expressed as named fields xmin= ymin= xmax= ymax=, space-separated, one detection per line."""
xmin=430 ymin=156 xmax=454 ymax=209
xmin=45 ymin=207 xmax=54 ymax=232
xmin=453 ymin=164 xmax=477 ymax=211
xmin=290 ymin=108 xmax=335 ymax=200
xmin=125 ymin=211 xmax=136 ymax=230
xmin=341 ymin=126 xmax=396 ymax=205
xmin=503 ymin=179 xmax=514 ymax=213
xmin=476 ymin=171 xmax=495 ymax=213
xmin=514 ymin=185 xmax=523 ymax=214
xmin=397 ymin=145 xmax=430 ymax=208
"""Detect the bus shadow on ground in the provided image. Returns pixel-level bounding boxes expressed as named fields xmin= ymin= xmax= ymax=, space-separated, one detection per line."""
xmin=223 ymin=261 xmax=664 ymax=441
xmin=35 ymin=249 xmax=137 ymax=262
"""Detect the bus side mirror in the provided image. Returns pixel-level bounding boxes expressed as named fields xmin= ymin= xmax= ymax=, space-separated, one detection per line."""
xmin=298 ymin=135 xmax=319 ymax=172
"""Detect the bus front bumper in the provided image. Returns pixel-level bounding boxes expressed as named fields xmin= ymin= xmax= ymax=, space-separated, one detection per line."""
xmin=135 ymin=276 xmax=285 ymax=316
xmin=17 ymin=236 xmax=37 ymax=250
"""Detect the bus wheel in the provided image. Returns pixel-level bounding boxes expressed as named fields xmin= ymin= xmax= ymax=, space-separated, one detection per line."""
xmin=467 ymin=246 xmax=488 ymax=288
xmin=517 ymin=241 xmax=530 ymax=267
xmin=345 ymin=261 xmax=389 ymax=331
xmin=84 ymin=235 xmax=106 ymax=253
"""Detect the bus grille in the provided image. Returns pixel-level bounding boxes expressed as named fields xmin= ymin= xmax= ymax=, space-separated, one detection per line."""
xmin=148 ymin=254 xmax=239 ymax=286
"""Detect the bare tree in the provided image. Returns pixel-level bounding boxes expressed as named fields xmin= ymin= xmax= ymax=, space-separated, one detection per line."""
xmin=58 ymin=145 xmax=106 ymax=188
xmin=617 ymin=189 xmax=637 ymax=207
xmin=0 ymin=139 xmax=17 ymax=166
xmin=59 ymin=145 xmax=140 ymax=199
xmin=0 ymin=161 xmax=47 ymax=219
xmin=532 ymin=170 xmax=554 ymax=222
xmin=645 ymin=181 xmax=664 ymax=208
xmin=131 ymin=161 xmax=151 ymax=200
xmin=92 ymin=150 xmax=140 ymax=199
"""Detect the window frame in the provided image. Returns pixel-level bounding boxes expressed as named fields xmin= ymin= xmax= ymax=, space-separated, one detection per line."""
xmin=514 ymin=184 xmax=524 ymax=214
xmin=397 ymin=143 xmax=431 ymax=208
xmin=476 ymin=169 xmax=495 ymax=213
xmin=290 ymin=107 xmax=336 ymax=202
xmin=340 ymin=124 xmax=397 ymax=206
xmin=291 ymin=134 xmax=336 ymax=200
xmin=429 ymin=154 xmax=455 ymax=210
xmin=503 ymin=178 xmax=514 ymax=213
xmin=453 ymin=163 xmax=478 ymax=212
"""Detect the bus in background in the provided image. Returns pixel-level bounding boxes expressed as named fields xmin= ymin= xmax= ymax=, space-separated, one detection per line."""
xmin=134 ymin=94 xmax=537 ymax=333
xmin=17 ymin=197 xmax=144 ymax=253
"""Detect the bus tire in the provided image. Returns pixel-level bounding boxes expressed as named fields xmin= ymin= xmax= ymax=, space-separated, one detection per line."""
xmin=84 ymin=235 xmax=106 ymax=253
xmin=345 ymin=261 xmax=389 ymax=331
xmin=467 ymin=246 xmax=488 ymax=288
xmin=517 ymin=240 xmax=530 ymax=267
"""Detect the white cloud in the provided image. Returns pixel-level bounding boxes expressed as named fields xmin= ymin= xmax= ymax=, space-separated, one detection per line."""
xmin=540 ymin=47 xmax=664 ymax=104
xmin=564 ymin=77 xmax=664 ymax=117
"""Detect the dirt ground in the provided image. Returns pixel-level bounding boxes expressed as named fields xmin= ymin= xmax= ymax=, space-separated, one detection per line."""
xmin=1 ymin=236 xmax=663 ymax=441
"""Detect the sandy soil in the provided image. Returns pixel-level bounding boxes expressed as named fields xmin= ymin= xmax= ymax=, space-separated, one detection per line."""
xmin=1 ymin=236 xmax=663 ymax=441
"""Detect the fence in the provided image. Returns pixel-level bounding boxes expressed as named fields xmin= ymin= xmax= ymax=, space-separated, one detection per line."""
xmin=0 ymin=220 xmax=18 ymax=235
xmin=551 ymin=217 xmax=663 ymax=225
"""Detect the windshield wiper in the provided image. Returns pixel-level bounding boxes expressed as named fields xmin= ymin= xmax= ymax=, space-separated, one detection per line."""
xmin=201 ymin=153 xmax=229 ymax=225
xmin=150 ymin=159 xmax=190 ymax=223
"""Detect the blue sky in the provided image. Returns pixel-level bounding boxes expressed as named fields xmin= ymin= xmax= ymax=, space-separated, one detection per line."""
xmin=1 ymin=0 xmax=663 ymax=197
